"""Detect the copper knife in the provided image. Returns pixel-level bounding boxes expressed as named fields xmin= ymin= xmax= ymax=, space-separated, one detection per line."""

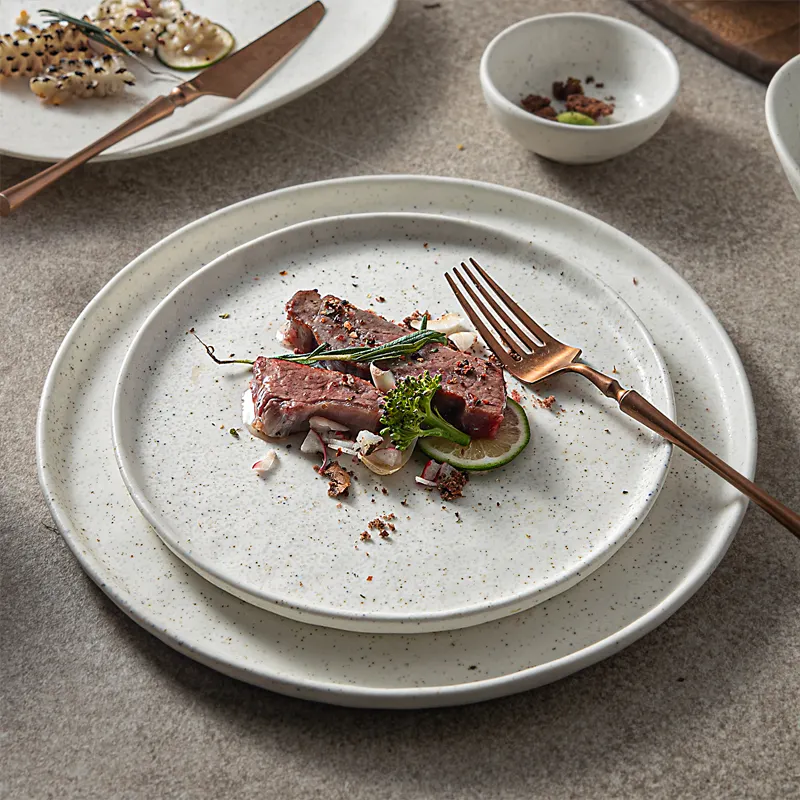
xmin=0 ymin=1 xmax=326 ymax=216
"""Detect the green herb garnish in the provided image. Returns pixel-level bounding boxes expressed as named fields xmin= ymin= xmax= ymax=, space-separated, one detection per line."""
xmin=380 ymin=372 xmax=471 ymax=451
xmin=229 ymin=428 xmax=239 ymax=438
xmin=191 ymin=317 xmax=446 ymax=368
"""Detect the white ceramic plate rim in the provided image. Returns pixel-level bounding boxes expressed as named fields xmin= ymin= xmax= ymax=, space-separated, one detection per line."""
xmin=765 ymin=54 xmax=800 ymax=192
xmin=37 ymin=176 xmax=756 ymax=706
xmin=0 ymin=1 xmax=397 ymax=162
xmin=479 ymin=13 xmax=681 ymax=134
xmin=111 ymin=211 xmax=674 ymax=632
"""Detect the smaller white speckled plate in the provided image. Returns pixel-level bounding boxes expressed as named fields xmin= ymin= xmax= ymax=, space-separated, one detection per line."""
xmin=112 ymin=212 xmax=673 ymax=633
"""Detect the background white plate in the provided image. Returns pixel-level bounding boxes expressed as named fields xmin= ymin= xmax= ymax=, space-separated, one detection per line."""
xmin=113 ymin=212 xmax=673 ymax=632
xmin=0 ymin=0 xmax=397 ymax=162
xmin=37 ymin=176 xmax=754 ymax=707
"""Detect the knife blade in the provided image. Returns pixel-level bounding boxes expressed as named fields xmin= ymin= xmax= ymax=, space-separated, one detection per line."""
xmin=0 ymin=1 xmax=326 ymax=216
xmin=186 ymin=1 xmax=326 ymax=100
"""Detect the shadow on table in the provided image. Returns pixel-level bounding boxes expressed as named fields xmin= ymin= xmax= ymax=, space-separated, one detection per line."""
xmin=535 ymin=110 xmax=790 ymax=258
xmin=117 ymin=501 xmax=798 ymax=796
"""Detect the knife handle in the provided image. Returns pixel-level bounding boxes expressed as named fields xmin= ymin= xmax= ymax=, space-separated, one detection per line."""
xmin=0 ymin=93 xmax=181 ymax=217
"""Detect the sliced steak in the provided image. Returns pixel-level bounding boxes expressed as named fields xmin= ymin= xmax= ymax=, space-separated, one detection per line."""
xmin=285 ymin=291 xmax=507 ymax=439
xmin=248 ymin=357 xmax=382 ymax=438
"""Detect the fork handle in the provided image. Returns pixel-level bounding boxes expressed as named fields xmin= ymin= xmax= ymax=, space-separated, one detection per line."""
xmin=569 ymin=363 xmax=800 ymax=538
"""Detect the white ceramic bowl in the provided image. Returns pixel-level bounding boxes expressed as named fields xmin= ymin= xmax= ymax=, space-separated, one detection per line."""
xmin=480 ymin=13 xmax=680 ymax=164
xmin=766 ymin=54 xmax=800 ymax=201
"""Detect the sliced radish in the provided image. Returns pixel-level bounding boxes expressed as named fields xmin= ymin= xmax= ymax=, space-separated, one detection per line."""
xmin=420 ymin=459 xmax=442 ymax=482
xmin=251 ymin=450 xmax=277 ymax=474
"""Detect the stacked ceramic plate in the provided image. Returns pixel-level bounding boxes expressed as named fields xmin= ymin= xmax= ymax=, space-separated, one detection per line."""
xmin=37 ymin=176 xmax=755 ymax=708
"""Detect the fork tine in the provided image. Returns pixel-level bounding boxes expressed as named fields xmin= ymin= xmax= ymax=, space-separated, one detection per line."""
xmin=444 ymin=272 xmax=516 ymax=370
xmin=451 ymin=267 xmax=523 ymax=356
xmin=469 ymin=258 xmax=557 ymax=345
xmin=460 ymin=261 xmax=540 ymax=350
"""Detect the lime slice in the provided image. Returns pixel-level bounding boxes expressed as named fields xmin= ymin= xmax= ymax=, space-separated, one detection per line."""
xmin=156 ymin=23 xmax=235 ymax=71
xmin=418 ymin=398 xmax=530 ymax=471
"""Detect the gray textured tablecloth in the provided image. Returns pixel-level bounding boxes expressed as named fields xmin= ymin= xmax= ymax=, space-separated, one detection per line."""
xmin=2 ymin=1 xmax=799 ymax=797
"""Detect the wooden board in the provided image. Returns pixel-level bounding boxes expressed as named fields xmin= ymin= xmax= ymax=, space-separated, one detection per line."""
xmin=629 ymin=1 xmax=799 ymax=83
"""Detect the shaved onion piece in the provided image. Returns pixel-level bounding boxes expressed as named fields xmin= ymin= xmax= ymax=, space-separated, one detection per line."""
xmin=309 ymin=416 xmax=349 ymax=433
xmin=415 ymin=477 xmax=438 ymax=488
xmin=449 ymin=331 xmax=478 ymax=351
xmin=355 ymin=430 xmax=384 ymax=456
xmin=241 ymin=389 xmax=260 ymax=437
xmin=276 ymin=322 xmax=291 ymax=346
xmin=359 ymin=437 xmax=417 ymax=476
xmin=325 ymin=437 xmax=360 ymax=456
xmin=251 ymin=451 xmax=277 ymax=474
xmin=369 ymin=363 xmax=396 ymax=392
xmin=410 ymin=312 xmax=472 ymax=335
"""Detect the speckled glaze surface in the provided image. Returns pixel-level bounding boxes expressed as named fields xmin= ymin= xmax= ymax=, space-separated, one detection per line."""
xmin=112 ymin=212 xmax=673 ymax=633
xmin=766 ymin=54 xmax=800 ymax=201
xmin=0 ymin=0 xmax=397 ymax=162
xmin=480 ymin=13 xmax=680 ymax=164
xmin=38 ymin=176 xmax=754 ymax=707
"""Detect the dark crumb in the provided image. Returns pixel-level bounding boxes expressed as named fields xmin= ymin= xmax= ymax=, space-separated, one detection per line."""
xmin=553 ymin=76 xmax=583 ymax=101
xmin=423 ymin=242 xmax=429 ymax=248
xmin=595 ymin=82 xmax=604 ymax=89
xmin=604 ymin=429 xmax=611 ymax=434
xmin=622 ymin=490 xmax=629 ymax=495
xmin=423 ymin=2 xmax=441 ymax=7
xmin=585 ymin=75 xmax=594 ymax=85
xmin=534 ymin=106 xmax=558 ymax=120
xmin=279 ymin=270 xmax=288 ymax=276
xmin=437 ymin=467 xmax=468 ymax=501
xmin=376 ymin=296 xmax=386 ymax=303
xmin=521 ymin=93 xmax=551 ymax=113
xmin=381 ymin=487 xmax=388 ymax=495
xmin=604 ymin=95 xmax=615 ymax=102
xmin=321 ymin=462 xmax=352 ymax=497
xmin=467 ymin=665 xmax=477 ymax=670
xmin=401 ymin=498 xmax=408 ymax=506
xmin=565 ymin=94 xmax=614 ymax=120
xmin=379 ymin=531 xmax=390 ymax=539
xmin=366 ymin=575 xmax=373 ymax=581
xmin=368 ymin=518 xmax=385 ymax=531
xmin=633 ymin=277 xmax=639 ymax=286
xmin=360 ymin=531 xmax=372 ymax=541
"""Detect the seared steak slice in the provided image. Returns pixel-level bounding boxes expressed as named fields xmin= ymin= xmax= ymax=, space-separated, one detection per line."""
xmin=285 ymin=291 xmax=507 ymax=439
xmin=249 ymin=357 xmax=382 ymax=438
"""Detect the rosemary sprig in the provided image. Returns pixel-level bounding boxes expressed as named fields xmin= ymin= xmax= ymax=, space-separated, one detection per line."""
xmin=277 ymin=318 xmax=446 ymax=366
xmin=38 ymin=8 xmax=171 ymax=78
xmin=191 ymin=317 xmax=446 ymax=368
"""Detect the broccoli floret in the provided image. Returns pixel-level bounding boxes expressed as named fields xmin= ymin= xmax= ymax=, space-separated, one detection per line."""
xmin=380 ymin=372 xmax=471 ymax=451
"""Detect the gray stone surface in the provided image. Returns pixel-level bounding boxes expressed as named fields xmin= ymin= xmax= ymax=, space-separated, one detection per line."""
xmin=1 ymin=1 xmax=799 ymax=798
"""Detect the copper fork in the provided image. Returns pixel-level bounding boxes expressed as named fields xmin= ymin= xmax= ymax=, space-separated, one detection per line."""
xmin=446 ymin=258 xmax=800 ymax=539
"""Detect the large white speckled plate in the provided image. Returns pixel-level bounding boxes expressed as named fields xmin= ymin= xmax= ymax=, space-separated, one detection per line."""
xmin=0 ymin=0 xmax=396 ymax=162
xmin=37 ymin=176 xmax=754 ymax=707
xmin=112 ymin=212 xmax=673 ymax=633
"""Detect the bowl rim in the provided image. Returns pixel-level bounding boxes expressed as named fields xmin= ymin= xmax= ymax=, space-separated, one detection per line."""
xmin=480 ymin=12 xmax=681 ymax=134
xmin=765 ymin=54 xmax=800 ymax=189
